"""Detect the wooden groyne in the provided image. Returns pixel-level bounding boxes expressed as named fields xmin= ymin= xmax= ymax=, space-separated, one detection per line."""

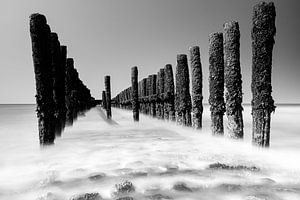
xmin=110 ymin=1 xmax=276 ymax=147
xmin=29 ymin=13 xmax=95 ymax=145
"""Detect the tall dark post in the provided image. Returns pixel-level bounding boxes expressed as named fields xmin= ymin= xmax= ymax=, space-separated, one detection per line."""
xmin=164 ymin=64 xmax=175 ymax=121
xmin=175 ymin=54 xmax=192 ymax=126
xmin=251 ymin=2 xmax=276 ymax=147
xmin=224 ymin=21 xmax=244 ymax=139
xmin=149 ymin=74 xmax=157 ymax=117
xmin=157 ymin=69 xmax=165 ymax=119
xmin=50 ymin=33 xmax=64 ymax=135
xmin=65 ymin=58 xmax=75 ymax=125
xmin=102 ymin=90 xmax=107 ymax=109
xmin=131 ymin=67 xmax=139 ymax=121
xmin=146 ymin=76 xmax=151 ymax=114
xmin=29 ymin=13 xmax=55 ymax=145
xmin=141 ymin=78 xmax=147 ymax=113
xmin=105 ymin=76 xmax=112 ymax=119
xmin=209 ymin=33 xmax=226 ymax=135
xmin=189 ymin=46 xmax=203 ymax=129
xmin=60 ymin=45 xmax=67 ymax=126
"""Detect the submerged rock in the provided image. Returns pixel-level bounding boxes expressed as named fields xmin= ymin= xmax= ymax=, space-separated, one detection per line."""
xmin=115 ymin=197 xmax=134 ymax=200
xmin=146 ymin=194 xmax=173 ymax=200
xmin=208 ymin=162 xmax=259 ymax=171
xmin=113 ymin=180 xmax=135 ymax=196
xmin=88 ymin=173 xmax=106 ymax=181
xmin=70 ymin=193 xmax=102 ymax=200
xmin=172 ymin=182 xmax=193 ymax=192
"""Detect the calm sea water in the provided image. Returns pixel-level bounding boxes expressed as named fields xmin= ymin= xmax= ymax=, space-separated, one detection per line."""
xmin=0 ymin=104 xmax=300 ymax=200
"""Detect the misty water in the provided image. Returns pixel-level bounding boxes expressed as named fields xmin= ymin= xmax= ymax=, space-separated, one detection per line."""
xmin=0 ymin=105 xmax=300 ymax=200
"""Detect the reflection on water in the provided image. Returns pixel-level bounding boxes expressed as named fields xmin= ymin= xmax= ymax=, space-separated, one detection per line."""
xmin=0 ymin=104 xmax=300 ymax=200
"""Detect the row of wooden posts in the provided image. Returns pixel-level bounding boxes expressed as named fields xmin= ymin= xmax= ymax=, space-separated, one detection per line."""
xmin=103 ymin=2 xmax=276 ymax=147
xmin=29 ymin=14 xmax=96 ymax=145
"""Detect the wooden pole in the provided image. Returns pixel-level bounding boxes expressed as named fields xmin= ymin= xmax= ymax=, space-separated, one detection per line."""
xmin=224 ymin=21 xmax=244 ymax=139
xmin=105 ymin=76 xmax=112 ymax=119
xmin=175 ymin=54 xmax=192 ymax=126
xmin=189 ymin=46 xmax=203 ymax=129
xmin=131 ymin=67 xmax=139 ymax=121
xmin=209 ymin=33 xmax=226 ymax=135
xmin=251 ymin=2 xmax=276 ymax=147
xmin=29 ymin=13 xmax=55 ymax=145
xmin=163 ymin=64 xmax=175 ymax=121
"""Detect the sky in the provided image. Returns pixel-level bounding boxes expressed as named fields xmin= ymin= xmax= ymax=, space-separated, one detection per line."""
xmin=0 ymin=0 xmax=299 ymax=104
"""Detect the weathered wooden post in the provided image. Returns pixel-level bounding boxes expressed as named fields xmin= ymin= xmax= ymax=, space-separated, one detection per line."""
xmin=251 ymin=2 xmax=276 ymax=147
xmin=131 ymin=66 xmax=139 ymax=121
xmin=149 ymin=74 xmax=157 ymax=117
xmin=65 ymin=58 xmax=73 ymax=125
xmin=50 ymin=32 xmax=64 ymax=135
xmin=102 ymin=90 xmax=107 ymax=109
xmin=60 ymin=45 xmax=67 ymax=127
xmin=29 ymin=13 xmax=55 ymax=145
xmin=175 ymin=54 xmax=192 ymax=126
xmin=209 ymin=33 xmax=226 ymax=135
xmin=189 ymin=46 xmax=203 ymax=129
xmin=146 ymin=76 xmax=151 ymax=114
xmin=163 ymin=64 xmax=175 ymax=121
xmin=157 ymin=69 xmax=165 ymax=119
xmin=105 ymin=76 xmax=112 ymax=119
xmin=141 ymin=78 xmax=147 ymax=113
xmin=224 ymin=21 xmax=244 ymax=139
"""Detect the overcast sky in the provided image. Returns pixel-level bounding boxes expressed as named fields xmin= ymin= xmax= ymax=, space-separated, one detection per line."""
xmin=0 ymin=0 xmax=299 ymax=104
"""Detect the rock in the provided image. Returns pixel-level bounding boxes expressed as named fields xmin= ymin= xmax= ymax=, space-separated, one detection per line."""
xmin=70 ymin=193 xmax=102 ymax=200
xmin=146 ymin=194 xmax=173 ymax=200
xmin=208 ymin=162 xmax=259 ymax=171
xmin=88 ymin=173 xmax=106 ymax=181
xmin=113 ymin=180 xmax=135 ymax=196
xmin=172 ymin=182 xmax=193 ymax=192
xmin=115 ymin=197 xmax=134 ymax=200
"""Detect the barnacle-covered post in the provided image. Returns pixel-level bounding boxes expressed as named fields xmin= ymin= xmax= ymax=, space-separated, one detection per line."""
xmin=175 ymin=54 xmax=192 ymax=126
xmin=149 ymin=74 xmax=157 ymax=117
xmin=102 ymin=90 xmax=107 ymax=109
xmin=141 ymin=78 xmax=147 ymax=113
xmin=157 ymin=69 xmax=165 ymax=119
xmin=29 ymin=13 xmax=55 ymax=145
xmin=105 ymin=75 xmax=112 ymax=119
xmin=146 ymin=76 xmax=151 ymax=114
xmin=163 ymin=64 xmax=175 ymax=121
xmin=60 ymin=45 xmax=67 ymax=126
xmin=224 ymin=21 xmax=244 ymax=138
xmin=131 ymin=66 xmax=139 ymax=121
xmin=189 ymin=46 xmax=203 ymax=129
xmin=50 ymin=32 xmax=64 ymax=135
xmin=251 ymin=2 xmax=276 ymax=147
xmin=209 ymin=33 xmax=226 ymax=135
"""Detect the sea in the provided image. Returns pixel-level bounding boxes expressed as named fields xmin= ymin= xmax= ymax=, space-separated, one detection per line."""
xmin=0 ymin=104 xmax=300 ymax=200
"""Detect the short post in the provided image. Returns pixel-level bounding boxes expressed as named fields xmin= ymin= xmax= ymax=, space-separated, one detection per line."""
xmin=102 ymin=90 xmax=107 ymax=109
xmin=209 ymin=33 xmax=226 ymax=135
xmin=251 ymin=2 xmax=276 ymax=147
xmin=50 ymin=32 xmax=64 ymax=135
xmin=131 ymin=67 xmax=139 ymax=121
xmin=189 ymin=46 xmax=203 ymax=129
xmin=163 ymin=64 xmax=175 ymax=121
xmin=224 ymin=21 xmax=244 ymax=138
xmin=150 ymin=74 xmax=157 ymax=117
xmin=105 ymin=75 xmax=112 ymax=119
xmin=157 ymin=69 xmax=165 ymax=119
xmin=60 ymin=45 xmax=67 ymax=127
xmin=29 ymin=13 xmax=55 ymax=145
xmin=175 ymin=54 xmax=192 ymax=126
